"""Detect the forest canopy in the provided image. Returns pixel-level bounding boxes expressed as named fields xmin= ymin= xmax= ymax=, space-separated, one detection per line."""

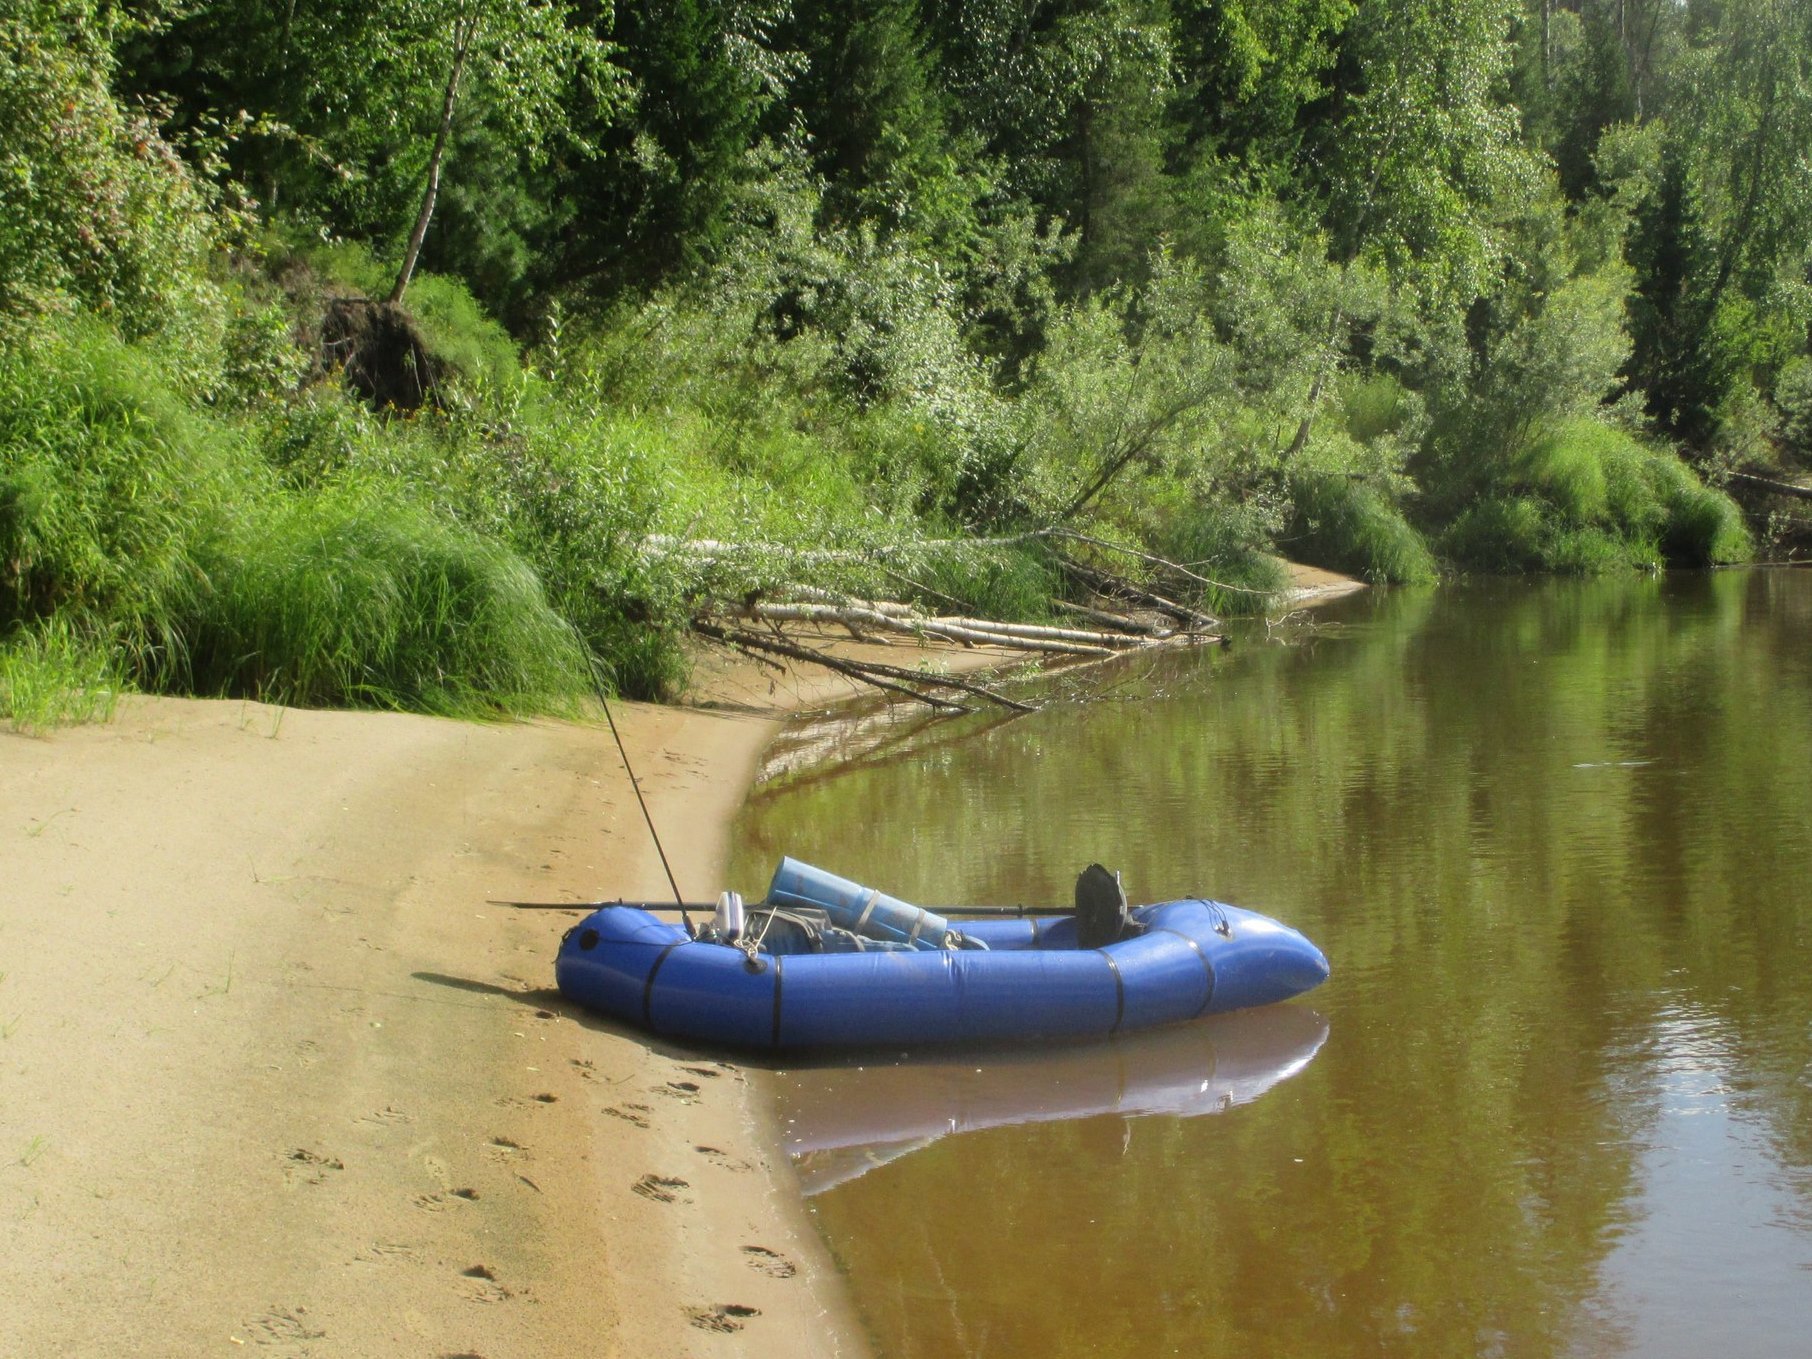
xmin=3 ymin=0 xmax=1807 ymax=720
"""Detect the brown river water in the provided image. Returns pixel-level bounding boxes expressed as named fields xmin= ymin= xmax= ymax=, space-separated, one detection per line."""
xmin=728 ymin=569 xmax=1812 ymax=1359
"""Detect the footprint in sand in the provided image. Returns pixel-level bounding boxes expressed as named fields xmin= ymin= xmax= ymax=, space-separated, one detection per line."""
xmin=678 ymin=1064 xmax=723 ymax=1080
xmin=741 ymin=1246 xmax=797 ymax=1279
xmin=356 ymin=1105 xmax=411 ymax=1127
xmin=603 ymin=1104 xmax=652 ymax=1129
xmin=353 ymin=1241 xmax=422 ymax=1266
xmin=686 ymin=1303 xmax=760 ymax=1333
xmin=494 ymin=1093 xmax=559 ymax=1110
xmin=245 ymin=1306 xmax=325 ymax=1344
xmin=281 ymin=1148 xmax=344 ymax=1188
xmin=695 ymin=1145 xmax=753 ymax=1173
xmin=631 ymin=1174 xmax=691 ymax=1204
xmin=413 ymin=1188 xmax=480 ymax=1212
xmin=459 ymin=1264 xmax=513 ymax=1304
xmin=485 ymin=1136 xmax=528 ymax=1164
xmin=654 ymin=1080 xmax=701 ymax=1103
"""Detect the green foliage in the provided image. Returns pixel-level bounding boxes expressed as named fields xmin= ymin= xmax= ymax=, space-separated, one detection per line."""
xmin=1146 ymin=499 xmax=1289 ymax=616
xmin=0 ymin=319 xmax=237 ymax=667
xmin=0 ymin=317 xmax=593 ymax=713
xmin=1288 ymin=473 xmax=1438 ymax=585
xmin=1440 ymin=419 xmax=1751 ymax=572
xmin=0 ymin=617 xmax=123 ymax=733
xmin=189 ymin=479 xmax=588 ymax=713
xmin=908 ymin=543 xmax=1061 ymax=623
xmin=6 ymin=0 xmax=1803 ymax=727
xmin=1775 ymin=356 xmax=1812 ymax=462
xmin=0 ymin=2 xmax=224 ymax=376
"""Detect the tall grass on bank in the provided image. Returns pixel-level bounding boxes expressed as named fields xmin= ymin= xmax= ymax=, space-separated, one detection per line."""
xmin=1286 ymin=474 xmax=1439 ymax=585
xmin=189 ymin=482 xmax=590 ymax=713
xmin=0 ymin=319 xmax=232 ymax=681
xmin=1142 ymin=499 xmax=1290 ymax=615
xmin=1 ymin=318 xmax=593 ymax=715
xmin=1440 ymin=420 xmax=1750 ymax=572
xmin=0 ymin=618 xmax=121 ymax=733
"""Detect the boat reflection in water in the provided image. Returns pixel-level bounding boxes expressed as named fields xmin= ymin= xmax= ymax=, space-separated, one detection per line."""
xmin=772 ymin=1005 xmax=1328 ymax=1196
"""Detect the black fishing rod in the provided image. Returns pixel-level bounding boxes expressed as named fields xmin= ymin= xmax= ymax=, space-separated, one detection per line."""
xmin=582 ymin=648 xmax=694 ymax=934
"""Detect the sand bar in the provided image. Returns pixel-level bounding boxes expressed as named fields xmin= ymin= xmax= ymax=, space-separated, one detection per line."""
xmin=0 ymin=590 xmax=1358 ymax=1355
xmin=0 ymin=637 xmax=989 ymax=1357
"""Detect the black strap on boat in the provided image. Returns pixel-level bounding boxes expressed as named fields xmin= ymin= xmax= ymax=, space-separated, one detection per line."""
xmin=1148 ymin=926 xmax=1217 ymax=1018
xmin=1097 ymin=949 xmax=1126 ymax=1036
xmin=769 ymin=956 xmax=786 ymax=1049
xmin=641 ymin=940 xmax=686 ymax=1026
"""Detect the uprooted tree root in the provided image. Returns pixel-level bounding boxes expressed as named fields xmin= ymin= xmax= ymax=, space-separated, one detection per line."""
xmin=319 ymin=296 xmax=444 ymax=412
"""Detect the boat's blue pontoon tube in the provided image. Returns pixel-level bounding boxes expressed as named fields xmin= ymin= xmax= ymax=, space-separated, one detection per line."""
xmin=555 ymin=858 xmax=1330 ymax=1051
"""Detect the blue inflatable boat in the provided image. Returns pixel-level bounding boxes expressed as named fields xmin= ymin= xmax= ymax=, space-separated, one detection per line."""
xmin=555 ymin=858 xmax=1329 ymax=1051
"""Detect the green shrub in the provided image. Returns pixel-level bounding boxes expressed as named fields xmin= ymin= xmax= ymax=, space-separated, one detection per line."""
xmin=1646 ymin=457 xmax=1751 ymax=565
xmin=0 ymin=3 xmax=223 ymax=366
xmin=1446 ymin=419 xmax=1752 ymax=572
xmin=1342 ymin=374 xmax=1420 ymax=444
xmin=1776 ymin=356 xmax=1812 ymax=462
xmin=1439 ymin=495 xmax=1550 ymax=573
xmin=907 ymin=542 xmax=1060 ymax=621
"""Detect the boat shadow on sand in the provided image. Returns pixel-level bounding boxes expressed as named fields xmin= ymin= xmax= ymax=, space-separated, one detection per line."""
xmin=770 ymin=1004 xmax=1328 ymax=1196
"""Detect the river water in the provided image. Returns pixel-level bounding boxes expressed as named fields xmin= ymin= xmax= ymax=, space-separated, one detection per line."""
xmin=727 ymin=569 xmax=1812 ymax=1359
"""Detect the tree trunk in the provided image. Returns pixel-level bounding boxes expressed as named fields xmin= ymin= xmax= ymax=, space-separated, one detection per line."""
xmin=389 ymin=19 xmax=475 ymax=305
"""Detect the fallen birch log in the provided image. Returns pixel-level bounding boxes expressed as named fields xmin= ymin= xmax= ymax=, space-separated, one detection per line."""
xmin=700 ymin=623 xmax=1038 ymax=713
xmin=734 ymin=602 xmax=1119 ymax=655
xmin=1050 ymin=599 xmax=1175 ymax=637
xmin=1727 ymin=470 xmax=1812 ymax=502
xmin=693 ymin=622 xmax=1049 ymax=713
xmin=1059 ymin=558 xmax=1221 ymax=631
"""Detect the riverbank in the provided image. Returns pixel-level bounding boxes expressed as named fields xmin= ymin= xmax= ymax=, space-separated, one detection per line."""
xmin=0 ymin=593 xmax=1356 ymax=1355
xmin=1 ymin=636 xmax=1035 ymax=1357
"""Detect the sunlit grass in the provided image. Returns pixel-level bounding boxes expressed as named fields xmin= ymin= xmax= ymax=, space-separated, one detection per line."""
xmin=0 ymin=619 xmax=123 ymax=733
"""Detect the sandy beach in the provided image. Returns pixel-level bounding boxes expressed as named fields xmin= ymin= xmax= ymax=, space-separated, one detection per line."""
xmin=0 ymin=592 xmax=1354 ymax=1356
xmin=1 ymin=635 xmax=1013 ymax=1358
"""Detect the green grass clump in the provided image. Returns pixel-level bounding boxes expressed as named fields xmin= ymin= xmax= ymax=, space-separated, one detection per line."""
xmin=0 ymin=618 xmax=122 ymax=733
xmin=189 ymin=481 xmax=589 ymax=714
xmin=1644 ymin=455 xmax=1751 ymax=565
xmin=1439 ymin=495 xmax=1550 ymax=573
xmin=1147 ymin=500 xmax=1288 ymax=616
xmin=0 ymin=318 xmax=237 ymax=676
xmin=1540 ymin=421 xmax=1749 ymax=566
xmin=1 ymin=317 xmax=599 ymax=715
xmin=1444 ymin=420 xmax=1751 ymax=573
xmin=904 ymin=541 xmax=1060 ymax=620
xmin=1288 ymin=474 xmax=1438 ymax=585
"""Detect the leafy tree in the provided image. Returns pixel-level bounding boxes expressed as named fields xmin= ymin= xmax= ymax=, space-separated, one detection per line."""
xmin=548 ymin=0 xmax=792 ymax=297
xmin=357 ymin=0 xmax=622 ymax=303
xmin=1624 ymin=0 xmax=1812 ymax=448
xmin=1169 ymin=0 xmax=1355 ymax=172
xmin=926 ymin=0 xmax=1177 ymax=295
xmin=0 ymin=2 xmax=222 ymax=365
